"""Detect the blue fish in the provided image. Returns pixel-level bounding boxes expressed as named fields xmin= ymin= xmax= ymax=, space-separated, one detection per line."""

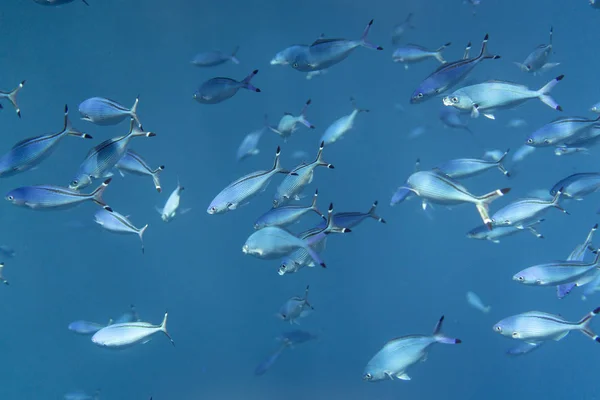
xmin=79 ymin=96 xmax=140 ymax=126
xmin=254 ymin=342 xmax=289 ymax=376
xmin=191 ymin=46 xmax=240 ymax=67
xmin=113 ymin=304 xmax=140 ymax=324
xmin=236 ymin=128 xmax=264 ymax=162
xmin=410 ymin=34 xmax=500 ymax=104
xmin=0 ymin=105 xmax=91 ymax=178
xmin=193 ymin=69 xmax=261 ymax=104
xmin=316 ymin=200 xmax=386 ymax=230
xmin=0 ymin=80 xmax=25 ymax=118
xmin=550 ymin=173 xmax=600 ymax=199
xmin=68 ymin=320 xmax=108 ymax=335
xmin=94 ymin=208 xmax=148 ymax=253
xmin=6 ymin=178 xmax=112 ymax=211
xmin=115 ymin=149 xmax=164 ymax=192
xmin=254 ymin=189 xmax=325 ymax=229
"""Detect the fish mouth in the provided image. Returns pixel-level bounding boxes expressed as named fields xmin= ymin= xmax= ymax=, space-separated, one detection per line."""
xmin=242 ymin=244 xmax=249 ymax=254
xmin=442 ymin=97 xmax=453 ymax=106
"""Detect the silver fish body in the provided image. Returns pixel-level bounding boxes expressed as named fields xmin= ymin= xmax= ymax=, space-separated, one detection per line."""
xmin=513 ymin=252 xmax=600 ymax=286
xmin=191 ymin=46 xmax=240 ymax=67
xmin=94 ymin=209 xmax=148 ymax=253
xmin=320 ymin=99 xmax=368 ymax=145
xmin=550 ymin=173 xmax=600 ymax=199
xmin=79 ymin=96 xmax=140 ymax=126
xmin=158 ymin=181 xmax=185 ymax=222
xmin=115 ymin=149 xmax=164 ymax=192
xmin=68 ymin=320 xmax=107 ymax=335
xmin=490 ymin=190 xmax=567 ymax=228
xmin=254 ymin=189 xmax=324 ymax=229
xmin=514 ymin=27 xmax=558 ymax=74
xmin=467 ymin=219 xmax=544 ymax=243
xmin=277 ymin=285 xmax=313 ymax=324
xmin=526 ymin=116 xmax=600 ymax=147
xmin=266 ymin=99 xmax=315 ymax=139
xmin=236 ymin=128 xmax=264 ymax=161
xmin=193 ymin=70 xmax=260 ymax=104
xmin=434 ymin=149 xmax=509 ymax=179
xmin=91 ymin=312 xmax=174 ymax=349
xmin=392 ymin=42 xmax=451 ymax=65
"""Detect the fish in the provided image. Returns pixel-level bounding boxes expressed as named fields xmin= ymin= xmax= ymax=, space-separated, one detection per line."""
xmin=493 ymin=308 xmax=600 ymax=344
xmin=91 ymin=312 xmax=174 ymax=349
xmin=277 ymin=285 xmax=314 ymax=324
xmin=290 ymin=20 xmax=383 ymax=72
xmin=278 ymin=228 xmax=329 ymax=276
xmin=209 ymin=146 xmax=291 ymax=214
xmin=506 ymin=118 xmax=527 ymax=128
xmin=467 ymin=219 xmax=544 ymax=243
xmin=514 ymin=27 xmax=559 ymax=74
xmin=34 ymin=0 xmax=89 ymax=5
xmin=79 ymin=96 xmax=140 ymax=126
xmin=490 ymin=189 xmax=568 ymax=228
xmin=254 ymin=189 xmax=325 ymax=229
xmin=0 ymin=245 xmax=15 ymax=258
xmin=433 ymin=149 xmax=510 ymax=179
xmin=254 ymin=342 xmax=289 ymax=376
xmin=68 ymin=320 xmax=110 ymax=335
xmin=391 ymin=13 xmax=415 ymax=44
xmin=193 ymin=69 xmax=261 ymax=104
xmin=115 ymin=149 xmax=164 ymax=192
xmin=0 ymin=80 xmax=25 ymax=118
xmin=554 ymin=146 xmax=589 ymax=156
xmin=273 ymin=142 xmax=334 ymax=207
xmin=320 ymin=98 xmax=369 ymax=145
xmin=266 ymin=99 xmax=315 ymax=139
xmin=410 ymin=34 xmax=500 ymax=104
xmin=236 ymin=128 xmax=264 ymax=161
xmin=402 ymin=170 xmax=510 ymax=228
xmin=591 ymin=101 xmax=600 ymax=113
xmin=506 ymin=341 xmax=545 ymax=356
xmin=592 ymin=0 xmax=600 ymax=9
xmin=113 ymin=304 xmax=141 ymax=324
xmin=466 ymin=291 xmax=491 ymax=313
xmin=550 ymin=173 xmax=600 ymax=199
xmin=158 ymin=180 xmax=185 ymax=222
xmin=190 ymin=46 xmax=240 ymax=67
xmin=525 ymin=116 xmax=600 ymax=147
xmin=315 ymin=200 xmax=386 ymax=230
xmin=278 ymin=329 xmax=319 ymax=346
xmin=64 ymin=389 xmax=100 ymax=400
xmin=362 ymin=316 xmax=461 ymax=382
xmin=270 ymin=44 xmax=311 ymax=66
xmin=438 ymin=107 xmax=474 ymax=135
xmin=513 ymin=252 xmax=600 ymax=287
xmin=94 ymin=208 xmax=148 ymax=254
xmin=442 ymin=75 xmax=564 ymax=119
xmin=512 ymin=145 xmax=536 ymax=164
xmin=70 ymin=120 xmax=156 ymax=190
xmin=0 ymin=105 xmax=91 ymax=178
xmin=6 ymin=178 xmax=112 ymax=211
xmin=557 ymin=224 xmax=598 ymax=299
xmin=392 ymin=42 xmax=451 ymax=68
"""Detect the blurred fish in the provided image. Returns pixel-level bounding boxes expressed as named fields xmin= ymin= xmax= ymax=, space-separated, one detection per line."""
xmin=266 ymin=99 xmax=315 ymax=139
xmin=466 ymin=291 xmax=491 ymax=313
xmin=277 ymin=285 xmax=314 ymax=324
xmin=554 ymin=146 xmax=589 ymax=156
xmin=0 ymin=80 xmax=25 ymax=118
xmin=434 ymin=149 xmax=510 ymax=179
xmin=290 ymin=20 xmax=383 ymax=72
xmin=320 ymin=98 xmax=369 ymax=145
xmin=255 ymin=189 xmax=325 ymax=229
xmin=209 ymin=147 xmax=291 ymax=214
xmin=362 ymin=316 xmax=461 ymax=382
xmin=34 ymin=0 xmax=89 ymax=5
xmin=0 ymin=245 xmax=15 ymax=259
xmin=490 ymin=190 xmax=568 ymax=228
xmin=114 ymin=304 xmax=140 ymax=324
xmin=79 ymin=96 xmax=140 ymax=126
xmin=236 ymin=128 xmax=264 ymax=161
xmin=70 ymin=121 xmax=155 ymax=190
xmin=64 ymin=389 xmax=100 ymax=400
xmin=506 ymin=118 xmax=527 ymax=128
xmin=513 ymin=252 xmax=600 ymax=287
xmin=193 ymin=69 xmax=261 ymax=104
xmin=514 ymin=27 xmax=559 ymax=75
xmin=68 ymin=320 xmax=109 ymax=335
xmin=493 ymin=308 xmax=600 ymax=344
xmin=410 ymin=34 xmax=500 ymax=104
xmin=291 ymin=150 xmax=309 ymax=160
xmin=316 ymin=200 xmax=386 ymax=230
xmin=506 ymin=341 xmax=544 ymax=356
xmin=391 ymin=13 xmax=415 ymax=44
xmin=526 ymin=116 xmax=600 ymax=147
xmin=278 ymin=329 xmax=319 ymax=346
xmin=94 ymin=209 xmax=148 ymax=254
xmin=0 ymin=105 xmax=91 ymax=178
xmin=438 ymin=107 xmax=473 ymax=135
xmin=158 ymin=180 xmax=185 ymax=222
xmin=392 ymin=42 xmax=451 ymax=68
xmin=254 ymin=342 xmax=289 ymax=376
xmin=191 ymin=46 xmax=240 ymax=67
xmin=6 ymin=178 xmax=112 ymax=211
xmin=550 ymin=173 xmax=600 ymax=199
xmin=592 ymin=0 xmax=600 ymax=9
xmin=512 ymin=145 xmax=535 ymax=163
xmin=442 ymin=75 xmax=564 ymax=119
xmin=273 ymin=142 xmax=334 ymax=208
xmin=557 ymin=224 xmax=598 ymax=299
xmin=465 ymin=0 xmax=481 ymax=15
xmin=115 ymin=149 xmax=164 ymax=193
xmin=408 ymin=126 xmax=427 ymax=139
xmin=591 ymin=101 xmax=600 ymax=113
xmin=467 ymin=219 xmax=544 ymax=243
xmin=92 ymin=312 xmax=174 ymax=349
xmin=306 ymin=69 xmax=328 ymax=80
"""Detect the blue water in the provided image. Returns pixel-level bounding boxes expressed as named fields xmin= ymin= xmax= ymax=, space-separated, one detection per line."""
xmin=2 ymin=0 xmax=600 ymax=399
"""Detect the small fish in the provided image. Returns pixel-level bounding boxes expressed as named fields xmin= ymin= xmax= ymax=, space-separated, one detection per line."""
xmin=278 ymin=329 xmax=319 ymax=346
xmin=34 ymin=0 xmax=89 ymax=5
xmin=0 ymin=80 xmax=25 ymax=118
xmin=525 ymin=116 xmax=600 ymax=147
xmin=79 ymin=96 xmax=140 ymax=126
xmin=434 ymin=149 xmax=510 ymax=179
xmin=115 ymin=149 xmax=164 ymax=192
xmin=92 ymin=312 xmax=174 ymax=349
xmin=113 ymin=304 xmax=141 ymax=324
xmin=550 ymin=173 xmax=600 ymax=199
xmin=191 ymin=46 xmax=240 ymax=67
xmin=467 ymin=219 xmax=544 ymax=243
xmin=466 ymin=291 xmax=491 ymax=313
xmin=193 ymin=69 xmax=261 ymax=104
xmin=266 ymin=99 xmax=315 ymax=139
xmin=6 ymin=178 xmax=112 ymax=211
xmin=278 ymin=228 xmax=328 ymax=276
xmin=410 ymin=34 xmax=500 ymax=104
xmin=557 ymin=224 xmax=598 ymax=299
xmin=408 ymin=126 xmax=427 ymax=139
xmin=254 ymin=342 xmax=289 ymax=376
xmin=236 ymin=128 xmax=264 ymax=161
xmin=506 ymin=118 xmax=527 ymax=128
xmin=315 ymin=200 xmax=386 ymax=230
xmin=391 ymin=13 xmax=415 ymax=44
xmin=438 ymin=107 xmax=474 ymax=135
xmin=0 ymin=105 xmax=91 ymax=178
xmin=514 ymin=27 xmax=559 ymax=75
xmin=513 ymin=252 xmax=600 ymax=287
xmin=277 ymin=285 xmax=314 ymax=324
xmin=320 ymin=98 xmax=369 ymax=145
xmin=506 ymin=341 xmax=544 ymax=357
xmin=362 ymin=316 xmax=461 ymax=382
xmin=64 ymin=389 xmax=100 ymax=400
xmin=68 ymin=320 xmax=110 ymax=335
xmin=490 ymin=189 xmax=568 ymax=228
xmin=554 ymin=146 xmax=589 ymax=156
xmin=493 ymin=308 xmax=600 ymax=344
xmin=442 ymin=75 xmax=564 ymax=119
xmin=306 ymin=69 xmax=328 ymax=80
xmin=209 ymin=147 xmax=291 ymax=214
xmin=94 ymin=209 xmax=148 ymax=254
xmin=392 ymin=42 xmax=451 ymax=67
xmin=512 ymin=145 xmax=536 ymax=164
xmin=590 ymin=101 xmax=600 ymax=113
xmin=273 ymin=142 xmax=334 ymax=208
xmin=290 ymin=20 xmax=383 ymax=72
xmin=158 ymin=180 xmax=185 ymax=222
xmin=255 ymin=189 xmax=324 ymax=229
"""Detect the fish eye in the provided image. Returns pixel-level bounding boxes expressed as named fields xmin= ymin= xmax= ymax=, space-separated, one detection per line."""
xmin=504 ymin=219 xmax=510 ymax=225
xmin=494 ymin=326 xmax=502 ymax=332
xmin=6 ymin=195 xmax=13 ymax=201
xmin=417 ymin=93 xmax=423 ymax=98
xmin=517 ymin=276 xmax=524 ymax=281
xmin=544 ymin=139 xmax=550 ymax=144
xmin=451 ymin=97 xmax=458 ymax=103
xmin=526 ymin=138 xmax=533 ymax=144
xmin=512 ymin=332 xmax=518 ymax=337
xmin=71 ymin=180 xmax=78 ymax=186
xmin=292 ymin=62 xmax=299 ymax=68
xmin=364 ymin=373 xmax=372 ymax=380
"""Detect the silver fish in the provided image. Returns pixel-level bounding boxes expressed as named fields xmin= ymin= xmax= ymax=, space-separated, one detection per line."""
xmin=158 ymin=180 xmax=185 ymax=222
xmin=514 ymin=27 xmax=559 ymax=74
xmin=254 ymin=342 xmax=289 ymax=376
xmin=115 ymin=149 xmax=164 ymax=192
xmin=236 ymin=128 xmax=264 ymax=161
xmin=266 ymin=99 xmax=315 ymax=139
xmin=191 ymin=46 xmax=240 ymax=67
xmin=68 ymin=320 xmax=110 ymax=335
xmin=466 ymin=291 xmax=491 ymax=313
xmin=64 ymin=389 xmax=100 ymax=400
xmin=467 ymin=219 xmax=544 ymax=243
xmin=0 ymin=80 xmax=25 ymax=118
xmin=314 ymin=200 xmax=386 ymax=230
xmin=391 ymin=13 xmax=415 ymax=44
xmin=438 ymin=107 xmax=474 ymax=135
xmin=550 ymin=173 xmax=600 ymax=199
xmin=526 ymin=116 xmax=600 ymax=147
xmin=254 ymin=189 xmax=324 ymax=229
xmin=490 ymin=189 xmax=568 ymax=228
xmin=79 ymin=96 xmax=140 ymax=126
xmin=320 ymin=98 xmax=369 ymax=145
xmin=557 ymin=224 xmax=598 ymax=299
xmin=94 ymin=209 xmax=148 ymax=254
xmin=392 ymin=42 xmax=451 ymax=67
xmin=91 ymin=312 xmax=174 ymax=349
xmin=434 ymin=149 xmax=509 ymax=179
xmin=513 ymin=252 xmax=600 ymax=287
xmin=277 ymin=285 xmax=314 ymax=324
xmin=193 ymin=69 xmax=261 ymax=104
xmin=554 ymin=146 xmax=589 ymax=156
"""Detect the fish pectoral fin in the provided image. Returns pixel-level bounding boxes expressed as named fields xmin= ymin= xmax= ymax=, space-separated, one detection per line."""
xmin=227 ymin=202 xmax=237 ymax=210
xmin=396 ymin=372 xmax=411 ymax=381
xmin=470 ymin=105 xmax=480 ymax=118
xmin=483 ymin=113 xmax=495 ymax=120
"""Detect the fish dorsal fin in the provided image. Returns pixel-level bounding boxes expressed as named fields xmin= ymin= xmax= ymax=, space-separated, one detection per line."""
xmin=311 ymin=38 xmax=343 ymax=46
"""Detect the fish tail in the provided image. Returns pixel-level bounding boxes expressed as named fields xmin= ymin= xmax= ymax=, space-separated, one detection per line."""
xmin=299 ymin=99 xmax=315 ymax=129
xmin=271 ymin=146 xmax=288 ymax=175
xmin=496 ymin=148 xmax=511 ymax=177
xmin=477 ymin=33 xmax=500 ymax=60
xmin=322 ymin=203 xmax=351 ymax=235
xmin=241 ymin=69 xmax=261 ymax=92
xmin=304 ymin=244 xmax=326 ymax=268
xmin=138 ymin=224 xmax=148 ymax=254
xmin=432 ymin=316 xmax=462 ymax=344
xmin=230 ymin=45 xmax=241 ymax=64
xmin=550 ymin=187 xmax=569 ymax=214
xmin=359 ymin=19 xmax=383 ymax=50
xmin=91 ymin=178 xmax=112 ymax=210
xmin=577 ymin=307 xmax=600 ymax=343
xmin=130 ymin=96 xmax=142 ymax=126
xmin=128 ymin=119 xmax=156 ymax=138
xmin=315 ymin=141 xmax=334 ymax=169
xmin=4 ymin=80 xmax=25 ymax=118
xmin=160 ymin=311 xmax=176 ymax=346
xmin=475 ymin=188 xmax=511 ymax=229
xmin=434 ymin=42 xmax=451 ymax=63
xmin=62 ymin=104 xmax=92 ymax=139
xmin=351 ymin=97 xmax=370 ymax=114
xmin=310 ymin=189 xmax=326 ymax=220
xmin=367 ymin=200 xmax=386 ymax=223
xmin=537 ymin=75 xmax=564 ymax=111
xmin=151 ymin=165 xmax=165 ymax=193
xmin=463 ymin=41 xmax=472 ymax=59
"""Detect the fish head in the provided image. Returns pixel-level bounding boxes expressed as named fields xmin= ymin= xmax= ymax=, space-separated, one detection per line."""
xmin=361 ymin=366 xmax=385 ymax=382
xmin=69 ymin=174 xmax=92 ymax=191
xmin=270 ymin=51 xmax=290 ymax=65
xmin=493 ymin=318 xmax=520 ymax=339
xmin=525 ymin=131 xmax=555 ymax=147
xmin=442 ymin=94 xmax=473 ymax=111
xmin=5 ymin=188 xmax=27 ymax=206
xmin=512 ymin=269 xmax=539 ymax=285
xmin=410 ymin=80 xmax=440 ymax=104
xmin=466 ymin=228 xmax=485 ymax=240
